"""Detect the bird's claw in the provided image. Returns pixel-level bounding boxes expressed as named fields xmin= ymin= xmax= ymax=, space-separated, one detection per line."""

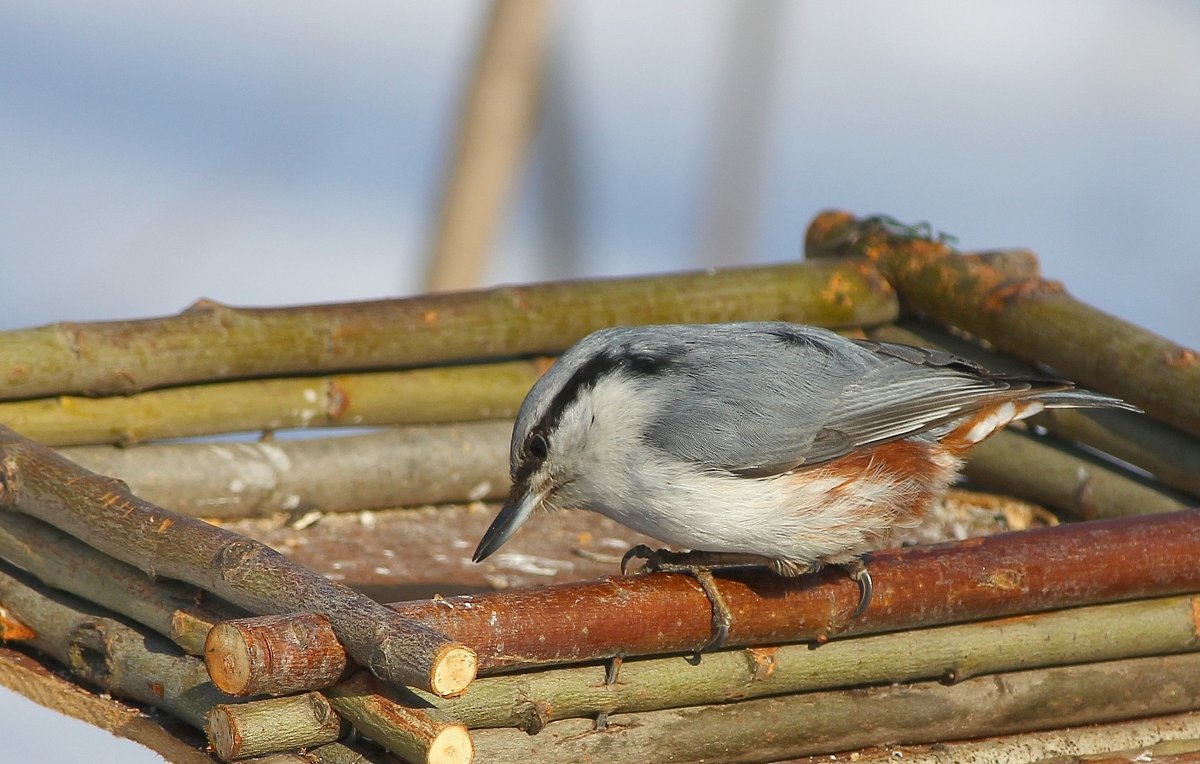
xmin=619 ymin=545 xmax=732 ymax=652
xmin=620 ymin=544 xmax=657 ymax=575
xmin=841 ymin=558 xmax=873 ymax=618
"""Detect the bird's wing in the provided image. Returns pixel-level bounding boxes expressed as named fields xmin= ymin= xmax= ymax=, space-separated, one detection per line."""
xmin=645 ymin=328 xmax=1056 ymax=476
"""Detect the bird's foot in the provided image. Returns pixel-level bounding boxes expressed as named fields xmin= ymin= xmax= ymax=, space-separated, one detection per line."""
xmin=773 ymin=555 xmax=873 ymax=617
xmin=620 ymin=545 xmax=737 ymax=652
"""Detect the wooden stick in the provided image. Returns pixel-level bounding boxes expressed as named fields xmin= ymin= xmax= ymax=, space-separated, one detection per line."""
xmin=213 ymin=510 xmax=1200 ymax=682
xmin=807 ymin=210 xmax=1200 ymax=437
xmin=733 ymin=710 xmax=1200 ymax=764
xmin=207 ymin=629 xmax=475 ymax=762
xmin=469 ymin=651 xmax=1200 ymax=763
xmin=59 ymin=421 xmax=512 ymax=518
xmin=207 ymin=693 xmax=343 ymax=762
xmin=0 ymin=559 xmax=223 ymax=729
xmin=0 ymin=258 xmax=897 ymax=401
xmin=0 ymin=566 xmax=389 ymax=764
xmin=0 ymin=510 xmax=242 ymax=654
xmin=966 ymin=428 xmax=1192 ymax=519
xmin=391 ymin=508 xmax=1200 ymax=671
xmin=0 ymin=425 xmax=476 ymax=696
xmin=325 ymin=670 xmax=474 ymax=764
xmin=5 ymin=362 xmax=537 ymax=447
xmin=207 ymin=613 xmax=349 ymax=697
xmin=419 ymin=594 xmax=1200 ymax=730
xmin=425 ymin=0 xmax=547 ymax=291
xmin=871 ymin=320 xmax=1200 ymax=500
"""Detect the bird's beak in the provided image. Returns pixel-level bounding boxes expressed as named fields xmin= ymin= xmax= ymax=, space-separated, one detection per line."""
xmin=472 ymin=484 xmax=544 ymax=563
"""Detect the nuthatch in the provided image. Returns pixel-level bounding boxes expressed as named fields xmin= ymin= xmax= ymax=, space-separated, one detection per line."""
xmin=473 ymin=322 xmax=1139 ymax=647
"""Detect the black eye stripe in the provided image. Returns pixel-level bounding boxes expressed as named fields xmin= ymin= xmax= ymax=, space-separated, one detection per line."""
xmin=511 ymin=342 xmax=683 ymax=481
xmin=535 ymin=344 xmax=682 ymax=440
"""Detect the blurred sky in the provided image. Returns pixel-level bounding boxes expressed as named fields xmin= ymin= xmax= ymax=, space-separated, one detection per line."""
xmin=2 ymin=1 xmax=1198 ymax=761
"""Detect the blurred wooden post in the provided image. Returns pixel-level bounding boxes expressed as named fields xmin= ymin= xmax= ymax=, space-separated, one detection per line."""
xmin=426 ymin=0 xmax=548 ymax=291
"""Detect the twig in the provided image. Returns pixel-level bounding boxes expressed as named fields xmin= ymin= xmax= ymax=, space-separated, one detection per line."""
xmin=391 ymin=509 xmax=1200 ymax=671
xmin=418 ymin=594 xmax=1200 ymax=730
xmin=469 ymin=652 xmax=1200 ymax=763
xmin=5 ymin=362 xmax=538 ymax=446
xmin=207 ymin=693 xmax=343 ymax=762
xmin=207 ymin=613 xmax=349 ymax=697
xmin=0 ymin=510 xmax=242 ymax=654
xmin=426 ymin=0 xmax=548 ymax=291
xmin=324 ymin=670 xmax=474 ymax=764
xmin=0 ymin=569 xmax=390 ymax=764
xmin=0 ymin=559 xmax=223 ymax=729
xmin=0 ymin=258 xmax=897 ymax=400
xmin=807 ymin=210 xmax=1200 ymax=437
xmin=0 ymin=425 xmax=476 ymax=696
xmin=59 ymin=421 xmax=512 ymax=518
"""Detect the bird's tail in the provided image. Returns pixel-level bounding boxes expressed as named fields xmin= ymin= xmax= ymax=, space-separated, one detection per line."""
xmin=1036 ymin=387 xmax=1142 ymax=413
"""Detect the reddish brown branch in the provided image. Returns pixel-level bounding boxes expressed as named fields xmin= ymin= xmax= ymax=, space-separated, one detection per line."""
xmin=212 ymin=509 xmax=1200 ymax=682
xmin=393 ymin=508 xmax=1200 ymax=671
xmin=206 ymin=613 xmax=349 ymax=697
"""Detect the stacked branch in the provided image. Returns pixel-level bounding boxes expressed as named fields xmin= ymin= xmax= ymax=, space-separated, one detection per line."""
xmin=0 ymin=258 xmax=896 ymax=402
xmin=1 ymin=211 xmax=1198 ymax=762
xmin=58 ymin=421 xmax=513 ymax=519
xmin=807 ymin=210 xmax=1200 ymax=437
xmin=198 ymin=510 xmax=1200 ymax=759
xmin=0 ymin=560 xmax=404 ymax=764
xmin=468 ymin=652 xmax=1200 ymax=764
xmin=0 ymin=424 xmax=476 ymax=697
xmin=207 ymin=508 xmax=1200 ymax=681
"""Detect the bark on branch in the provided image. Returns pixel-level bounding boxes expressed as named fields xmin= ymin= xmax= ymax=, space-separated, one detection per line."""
xmin=782 ymin=711 xmax=1200 ymax=763
xmin=5 ymin=362 xmax=537 ymax=447
xmin=0 ymin=258 xmax=897 ymax=400
xmin=392 ymin=508 xmax=1200 ymax=671
xmin=0 ymin=563 xmax=392 ymax=764
xmin=59 ymin=421 xmax=512 ymax=519
xmin=420 ymin=594 xmax=1200 ymax=730
xmin=0 ymin=424 xmax=476 ymax=696
xmin=469 ymin=652 xmax=1200 ymax=763
xmin=966 ymin=428 xmax=1191 ymax=520
xmin=0 ymin=559 xmax=223 ymax=729
xmin=806 ymin=210 xmax=1200 ymax=437
xmin=0 ymin=510 xmax=242 ymax=654
xmin=206 ymin=693 xmax=344 ymax=762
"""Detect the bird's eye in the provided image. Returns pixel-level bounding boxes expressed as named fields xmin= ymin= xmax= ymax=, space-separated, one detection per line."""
xmin=526 ymin=432 xmax=549 ymax=460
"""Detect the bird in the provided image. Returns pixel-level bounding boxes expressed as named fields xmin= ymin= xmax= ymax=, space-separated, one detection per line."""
xmin=472 ymin=322 xmax=1139 ymax=648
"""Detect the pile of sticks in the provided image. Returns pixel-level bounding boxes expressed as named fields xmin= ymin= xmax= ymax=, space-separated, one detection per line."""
xmin=1 ymin=211 xmax=1199 ymax=763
